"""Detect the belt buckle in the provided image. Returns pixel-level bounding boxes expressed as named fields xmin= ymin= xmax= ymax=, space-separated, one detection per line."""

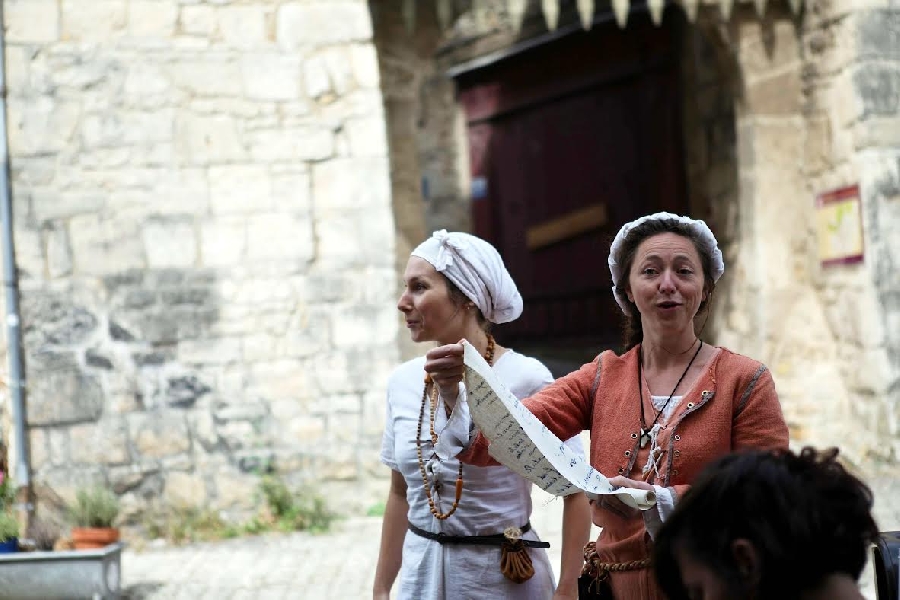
xmin=503 ymin=526 xmax=522 ymax=542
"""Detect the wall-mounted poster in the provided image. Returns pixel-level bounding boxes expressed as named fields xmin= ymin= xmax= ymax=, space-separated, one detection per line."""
xmin=816 ymin=185 xmax=864 ymax=267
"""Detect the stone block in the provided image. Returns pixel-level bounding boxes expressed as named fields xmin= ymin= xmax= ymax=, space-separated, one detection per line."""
xmin=349 ymin=44 xmax=380 ymax=89
xmin=123 ymin=62 xmax=180 ymax=101
xmin=312 ymin=157 xmax=390 ymax=209
xmin=319 ymin=47 xmax=354 ymax=97
xmin=25 ymin=351 xmax=104 ymax=426
xmin=70 ymin=420 xmax=130 ymax=465
xmin=737 ymin=19 xmax=801 ymax=78
xmin=209 ymin=164 xmax=272 ymax=213
xmin=163 ymin=471 xmax=208 ymax=507
xmin=857 ymin=9 xmax=900 ymax=60
xmin=742 ymin=63 xmax=803 ymax=116
xmin=241 ymin=54 xmax=301 ymax=101
xmin=178 ymin=338 xmax=243 ymax=365
xmin=61 ymin=0 xmax=126 ymax=42
xmin=28 ymin=428 xmax=50 ymax=472
xmin=283 ymin=312 xmax=330 ymax=358
xmin=218 ymin=5 xmax=268 ymax=48
xmin=247 ymin=360 xmax=310 ymax=399
xmin=12 ymin=226 xmax=45 ymax=278
xmin=130 ymin=412 xmax=191 ymax=458
xmin=69 ymin=213 xmax=147 ymax=275
xmin=303 ymin=55 xmax=331 ymax=100
xmin=175 ymin=114 xmax=247 ymax=165
xmin=246 ymin=126 xmax=334 ymax=162
xmin=190 ymin=409 xmax=219 ymax=450
xmin=332 ymin=305 xmax=397 ymax=349
xmin=213 ymin=469 xmax=255 ymax=509
xmin=43 ymin=224 xmax=71 ymax=279
xmin=853 ymin=63 xmax=900 ymax=119
xmin=168 ymin=60 xmax=243 ymax=97
xmin=288 ymin=416 xmax=326 ymax=443
xmin=313 ymin=206 xmax=394 ymax=267
xmin=180 ymin=5 xmax=215 ymax=36
xmin=218 ymin=420 xmax=255 ymax=451
xmin=108 ymin=463 xmax=157 ymax=495
xmin=276 ymin=2 xmax=373 ymax=49
xmin=245 ymin=212 xmax=315 ymax=262
xmin=200 ymin=217 xmax=247 ymax=267
xmin=271 ymin=167 xmax=311 ymax=211
xmin=7 ymin=97 xmax=80 ymax=157
xmin=345 ymin=117 xmax=388 ymax=157
xmin=854 ymin=116 xmax=900 ymax=149
xmin=35 ymin=466 xmax=105 ymax=506
xmin=142 ymin=217 xmax=198 ymax=269
xmin=214 ymin=401 xmax=268 ymax=424
xmin=128 ymin=0 xmax=178 ymax=37
xmin=22 ymin=280 xmax=90 ymax=333
xmin=5 ymin=0 xmax=60 ymax=43
xmin=48 ymin=428 xmax=71 ymax=467
xmin=242 ymin=333 xmax=283 ymax=361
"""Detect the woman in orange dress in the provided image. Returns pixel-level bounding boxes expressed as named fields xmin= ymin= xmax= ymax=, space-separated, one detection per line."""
xmin=423 ymin=213 xmax=790 ymax=600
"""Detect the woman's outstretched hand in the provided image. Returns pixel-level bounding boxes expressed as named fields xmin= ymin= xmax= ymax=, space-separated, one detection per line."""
xmin=424 ymin=342 xmax=466 ymax=406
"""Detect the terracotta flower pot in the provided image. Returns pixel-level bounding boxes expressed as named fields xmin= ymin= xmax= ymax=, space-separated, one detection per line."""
xmin=71 ymin=527 xmax=119 ymax=550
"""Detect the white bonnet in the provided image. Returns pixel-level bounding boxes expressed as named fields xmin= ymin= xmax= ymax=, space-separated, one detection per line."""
xmin=608 ymin=212 xmax=725 ymax=313
xmin=411 ymin=230 xmax=523 ymax=324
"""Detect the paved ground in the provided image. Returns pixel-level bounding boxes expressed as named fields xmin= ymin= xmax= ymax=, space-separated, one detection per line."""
xmin=122 ymin=479 xmax=894 ymax=599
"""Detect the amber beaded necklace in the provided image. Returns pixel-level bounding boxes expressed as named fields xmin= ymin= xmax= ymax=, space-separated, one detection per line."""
xmin=416 ymin=334 xmax=495 ymax=521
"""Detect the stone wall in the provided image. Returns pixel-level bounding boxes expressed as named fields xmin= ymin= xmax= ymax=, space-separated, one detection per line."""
xmin=800 ymin=0 xmax=900 ymax=464
xmin=2 ymin=0 xmax=398 ymax=522
xmin=687 ymin=0 xmax=900 ymax=511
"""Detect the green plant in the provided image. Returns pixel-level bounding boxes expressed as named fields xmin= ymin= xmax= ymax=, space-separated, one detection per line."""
xmin=70 ymin=487 xmax=120 ymax=528
xmin=143 ymin=506 xmax=236 ymax=544
xmin=0 ymin=511 xmax=19 ymax=542
xmin=256 ymin=475 xmax=337 ymax=534
xmin=0 ymin=472 xmax=15 ymax=512
xmin=366 ymin=501 xmax=386 ymax=517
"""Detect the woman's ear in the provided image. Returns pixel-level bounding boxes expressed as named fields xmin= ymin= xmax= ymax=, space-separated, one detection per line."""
xmin=730 ymin=539 xmax=761 ymax=587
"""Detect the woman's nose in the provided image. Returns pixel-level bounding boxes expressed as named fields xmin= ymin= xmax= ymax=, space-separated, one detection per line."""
xmin=659 ymin=270 xmax=676 ymax=292
xmin=397 ymin=290 xmax=411 ymax=312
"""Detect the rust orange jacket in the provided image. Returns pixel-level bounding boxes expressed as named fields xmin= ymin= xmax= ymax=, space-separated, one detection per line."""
xmin=460 ymin=344 xmax=790 ymax=599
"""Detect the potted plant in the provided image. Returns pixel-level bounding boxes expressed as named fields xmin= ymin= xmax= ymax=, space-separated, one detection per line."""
xmin=69 ymin=486 xmax=120 ymax=550
xmin=0 ymin=511 xmax=18 ymax=553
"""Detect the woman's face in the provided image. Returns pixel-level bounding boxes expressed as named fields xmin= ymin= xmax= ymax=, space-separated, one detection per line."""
xmin=625 ymin=232 xmax=707 ymax=338
xmin=397 ymin=257 xmax=467 ymax=344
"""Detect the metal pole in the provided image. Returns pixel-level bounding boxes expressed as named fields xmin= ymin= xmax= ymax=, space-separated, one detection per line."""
xmin=0 ymin=2 xmax=31 ymax=494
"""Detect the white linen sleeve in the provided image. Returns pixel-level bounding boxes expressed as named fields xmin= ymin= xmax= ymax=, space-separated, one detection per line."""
xmin=379 ymin=391 xmax=398 ymax=470
xmin=643 ymin=486 xmax=676 ymax=540
xmin=433 ymin=382 xmax=473 ymax=461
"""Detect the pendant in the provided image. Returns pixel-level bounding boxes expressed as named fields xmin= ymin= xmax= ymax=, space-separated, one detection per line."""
xmin=639 ymin=429 xmax=649 ymax=449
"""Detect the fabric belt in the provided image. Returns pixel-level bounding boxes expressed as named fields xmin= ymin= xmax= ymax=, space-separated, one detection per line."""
xmin=407 ymin=521 xmax=550 ymax=548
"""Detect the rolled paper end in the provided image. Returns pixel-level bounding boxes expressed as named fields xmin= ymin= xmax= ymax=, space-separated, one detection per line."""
xmin=586 ymin=488 xmax=658 ymax=510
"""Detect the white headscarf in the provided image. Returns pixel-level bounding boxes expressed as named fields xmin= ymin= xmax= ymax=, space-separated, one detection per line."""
xmin=411 ymin=230 xmax=523 ymax=324
xmin=608 ymin=212 xmax=725 ymax=313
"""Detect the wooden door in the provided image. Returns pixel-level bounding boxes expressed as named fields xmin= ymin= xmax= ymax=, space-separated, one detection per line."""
xmin=456 ymin=12 xmax=687 ymax=367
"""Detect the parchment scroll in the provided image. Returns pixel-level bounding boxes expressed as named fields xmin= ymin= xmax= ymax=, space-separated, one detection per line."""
xmin=462 ymin=341 xmax=656 ymax=510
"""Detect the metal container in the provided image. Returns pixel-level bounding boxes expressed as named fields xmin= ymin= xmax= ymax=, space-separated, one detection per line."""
xmin=0 ymin=542 xmax=122 ymax=599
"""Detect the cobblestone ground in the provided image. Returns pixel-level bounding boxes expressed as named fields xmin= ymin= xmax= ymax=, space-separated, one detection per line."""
xmin=123 ymin=482 xmax=895 ymax=599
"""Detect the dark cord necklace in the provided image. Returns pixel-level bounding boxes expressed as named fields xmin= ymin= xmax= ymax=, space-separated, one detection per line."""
xmin=638 ymin=340 xmax=703 ymax=449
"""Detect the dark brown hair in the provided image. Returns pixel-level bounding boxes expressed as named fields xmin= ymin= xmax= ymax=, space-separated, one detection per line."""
xmin=653 ymin=447 xmax=879 ymax=600
xmin=614 ymin=218 xmax=717 ymax=351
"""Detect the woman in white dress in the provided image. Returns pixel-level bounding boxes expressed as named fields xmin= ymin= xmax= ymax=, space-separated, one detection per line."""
xmin=373 ymin=231 xmax=591 ymax=600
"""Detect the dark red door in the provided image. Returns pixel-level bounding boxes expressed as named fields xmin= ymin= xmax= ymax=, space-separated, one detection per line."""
xmin=456 ymin=11 xmax=687 ymax=367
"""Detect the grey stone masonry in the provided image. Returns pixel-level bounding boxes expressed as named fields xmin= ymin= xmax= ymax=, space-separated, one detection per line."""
xmin=1 ymin=0 xmax=398 ymax=523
